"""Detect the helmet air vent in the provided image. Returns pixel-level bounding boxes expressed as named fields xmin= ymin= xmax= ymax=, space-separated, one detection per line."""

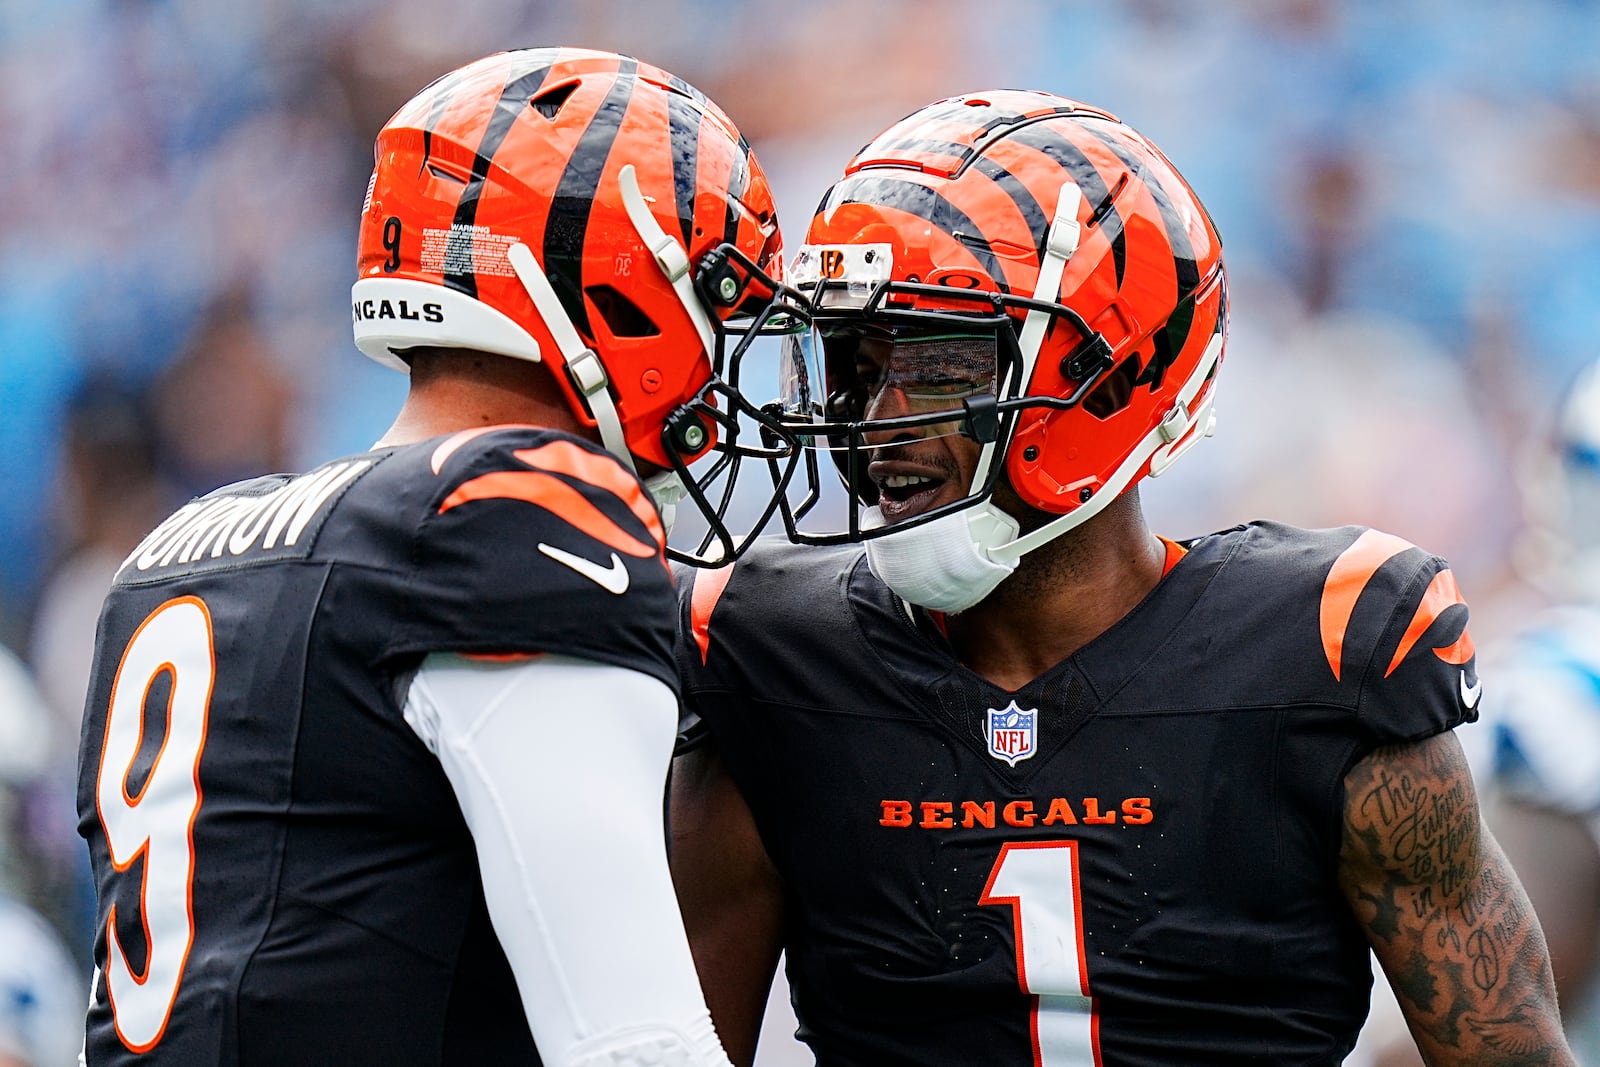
xmin=531 ymin=82 xmax=578 ymax=120
xmin=1082 ymin=354 xmax=1140 ymax=420
xmin=587 ymin=285 xmax=660 ymax=338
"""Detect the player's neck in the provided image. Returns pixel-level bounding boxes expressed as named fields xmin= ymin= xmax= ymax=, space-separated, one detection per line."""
xmin=941 ymin=493 xmax=1167 ymax=691
xmin=374 ymin=351 xmax=589 ymax=447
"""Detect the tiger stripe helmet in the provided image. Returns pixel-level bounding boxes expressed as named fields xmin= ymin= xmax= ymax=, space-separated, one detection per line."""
xmin=353 ymin=48 xmax=808 ymax=562
xmin=785 ymin=89 xmax=1226 ymax=536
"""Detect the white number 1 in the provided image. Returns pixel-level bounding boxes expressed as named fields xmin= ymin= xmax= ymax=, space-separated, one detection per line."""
xmin=979 ymin=840 xmax=1102 ymax=1066
xmin=94 ymin=595 xmax=215 ymax=1052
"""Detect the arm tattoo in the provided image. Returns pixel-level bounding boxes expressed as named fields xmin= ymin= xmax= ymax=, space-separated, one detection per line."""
xmin=1341 ymin=732 xmax=1574 ymax=1065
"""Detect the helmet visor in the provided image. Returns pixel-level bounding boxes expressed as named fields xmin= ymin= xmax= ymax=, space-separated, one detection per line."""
xmin=781 ymin=323 xmax=1000 ymax=447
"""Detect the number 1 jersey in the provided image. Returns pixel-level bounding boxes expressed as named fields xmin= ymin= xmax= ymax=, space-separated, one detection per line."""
xmin=677 ymin=522 xmax=1481 ymax=1067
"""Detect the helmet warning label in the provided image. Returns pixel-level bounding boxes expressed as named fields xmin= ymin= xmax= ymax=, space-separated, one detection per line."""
xmin=422 ymin=225 xmax=519 ymax=278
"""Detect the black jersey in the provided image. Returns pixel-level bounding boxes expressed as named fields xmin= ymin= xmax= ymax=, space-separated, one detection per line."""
xmin=677 ymin=522 xmax=1480 ymax=1067
xmin=77 ymin=426 xmax=675 ymax=1066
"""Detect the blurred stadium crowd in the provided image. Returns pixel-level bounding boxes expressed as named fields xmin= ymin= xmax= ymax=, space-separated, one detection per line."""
xmin=3 ymin=0 xmax=1600 ymax=1063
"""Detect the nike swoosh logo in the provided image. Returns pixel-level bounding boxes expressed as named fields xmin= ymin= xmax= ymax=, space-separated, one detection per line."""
xmin=538 ymin=543 xmax=629 ymax=594
xmin=1459 ymin=670 xmax=1483 ymax=710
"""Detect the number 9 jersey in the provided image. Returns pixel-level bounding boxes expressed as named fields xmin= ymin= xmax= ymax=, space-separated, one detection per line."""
xmin=76 ymin=426 xmax=675 ymax=1065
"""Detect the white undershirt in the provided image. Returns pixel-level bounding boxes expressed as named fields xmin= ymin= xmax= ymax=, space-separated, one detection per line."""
xmin=402 ymin=652 xmax=731 ymax=1067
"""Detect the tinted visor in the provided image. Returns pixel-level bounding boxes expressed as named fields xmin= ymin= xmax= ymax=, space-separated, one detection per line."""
xmin=781 ymin=323 xmax=1000 ymax=444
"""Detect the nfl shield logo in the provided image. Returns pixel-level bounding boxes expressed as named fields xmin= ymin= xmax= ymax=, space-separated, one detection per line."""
xmin=986 ymin=700 xmax=1038 ymax=766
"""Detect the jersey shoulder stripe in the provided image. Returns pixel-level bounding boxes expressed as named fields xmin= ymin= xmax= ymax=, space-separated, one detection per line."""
xmin=1314 ymin=526 xmax=1473 ymax=685
xmin=431 ymin=427 xmax=665 ymax=558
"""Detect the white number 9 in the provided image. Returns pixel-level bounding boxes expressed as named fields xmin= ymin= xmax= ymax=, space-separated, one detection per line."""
xmin=94 ymin=595 xmax=215 ymax=1052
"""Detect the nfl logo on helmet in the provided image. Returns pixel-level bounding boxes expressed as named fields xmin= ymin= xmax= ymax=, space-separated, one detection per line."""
xmin=986 ymin=700 xmax=1038 ymax=766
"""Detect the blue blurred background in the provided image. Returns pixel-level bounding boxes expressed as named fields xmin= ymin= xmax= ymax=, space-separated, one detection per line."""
xmin=3 ymin=1 xmax=1599 ymax=1063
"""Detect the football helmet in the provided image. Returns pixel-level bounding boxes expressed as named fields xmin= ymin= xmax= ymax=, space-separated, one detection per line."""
xmin=776 ymin=90 xmax=1226 ymax=606
xmin=354 ymin=48 xmax=809 ymax=563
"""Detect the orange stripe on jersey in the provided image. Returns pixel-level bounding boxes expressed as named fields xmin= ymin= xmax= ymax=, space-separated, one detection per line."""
xmin=440 ymin=470 xmax=658 ymax=557
xmin=1320 ymin=529 xmax=1415 ymax=682
xmin=689 ymin=564 xmax=736 ymax=664
xmin=511 ymin=441 xmax=665 ymax=548
xmin=1385 ymin=568 xmax=1474 ymax=677
xmin=431 ymin=426 xmax=532 ymax=474
xmin=1157 ymin=536 xmax=1187 ymax=577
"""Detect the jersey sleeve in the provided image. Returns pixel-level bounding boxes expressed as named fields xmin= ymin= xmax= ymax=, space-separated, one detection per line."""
xmin=386 ymin=427 xmax=677 ymax=690
xmin=402 ymin=653 xmax=733 ymax=1066
xmin=1344 ymin=532 xmax=1481 ymax=746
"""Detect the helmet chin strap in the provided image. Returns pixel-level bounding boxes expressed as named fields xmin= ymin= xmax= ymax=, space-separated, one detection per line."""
xmin=504 ymin=163 xmax=716 ymax=488
xmin=864 ymin=501 xmax=1020 ymax=614
xmin=990 ymin=332 xmax=1222 ymax=566
xmin=506 ymin=241 xmax=635 ymax=473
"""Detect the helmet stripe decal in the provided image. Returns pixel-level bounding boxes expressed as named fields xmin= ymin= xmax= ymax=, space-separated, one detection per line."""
xmin=722 ymin=143 xmax=751 ymax=250
xmin=824 ymin=175 xmax=1012 ymax=293
xmin=1079 ymin=124 xmax=1200 ymax=294
xmin=971 ymin=157 xmax=1051 ymax=262
xmin=665 ymin=73 xmax=715 ymax=116
xmin=447 ymin=59 xmax=558 ymax=299
xmin=418 ymin=68 xmax=471 ymax=176
xmin=543 ymin=57 xmax=641 ymax=338
xmin=666 ymin=92 xmax=704 ymax=251
xmin=871 ymin=104 xmax=1090 ymax=171
xmin=1141 ymin=302 xmax=1190 ymax=389
xmin=1006 ymin=124 xmax=1127 ymax=287
xmin=1060 ymin=122 xmax=1205 ymax=390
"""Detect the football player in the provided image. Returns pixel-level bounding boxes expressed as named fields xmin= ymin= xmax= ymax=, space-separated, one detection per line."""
xmin=76 ymin=48 xmax=804 ymax=1066
xmin=668 ymin=90 xmax=1576 ymax=1065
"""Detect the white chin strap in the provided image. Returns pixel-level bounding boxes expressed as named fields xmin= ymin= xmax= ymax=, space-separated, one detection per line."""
xmin=505 ymin=163 xmax=715 ymax=480
xmin=864 ymin=502 xmax=1020 ymax=614
xmin=865 ymin=332 xmax=1222 ymax=613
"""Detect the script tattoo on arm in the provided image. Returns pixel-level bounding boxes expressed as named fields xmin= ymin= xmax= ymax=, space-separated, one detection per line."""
xmin=1339 ymin=731 xmax=1575 ymax=1066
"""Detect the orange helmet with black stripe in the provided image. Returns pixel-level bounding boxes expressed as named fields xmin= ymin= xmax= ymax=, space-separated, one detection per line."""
xmin=353 ymin=47 xmax=808 ymax=564
xmin=778 ymin=89 xmax=1226 ymax=561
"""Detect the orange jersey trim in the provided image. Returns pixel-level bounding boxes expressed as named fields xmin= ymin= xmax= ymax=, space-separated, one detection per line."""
xmin=1385 ymin=567 xmax=1474 ymax=677
xmin=441 ymin=470 xmax=657 ymax=557
xmin=1157 ymin=535 xmax=1187 ymax=577
xmin=433 ymin=431 xmax=666 ymax=560
xmin=689 ymin=564 xmax=736 ymax=664
xmin=460 ymin=651 xmax=545 ymax=664
xmin=512 ymin=441 xmax=665 ymax=548
xmin=431 ymin=426 xmax=525 ymax=474
xmin=1319 ymin=529 xmax=1416 ymax=682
